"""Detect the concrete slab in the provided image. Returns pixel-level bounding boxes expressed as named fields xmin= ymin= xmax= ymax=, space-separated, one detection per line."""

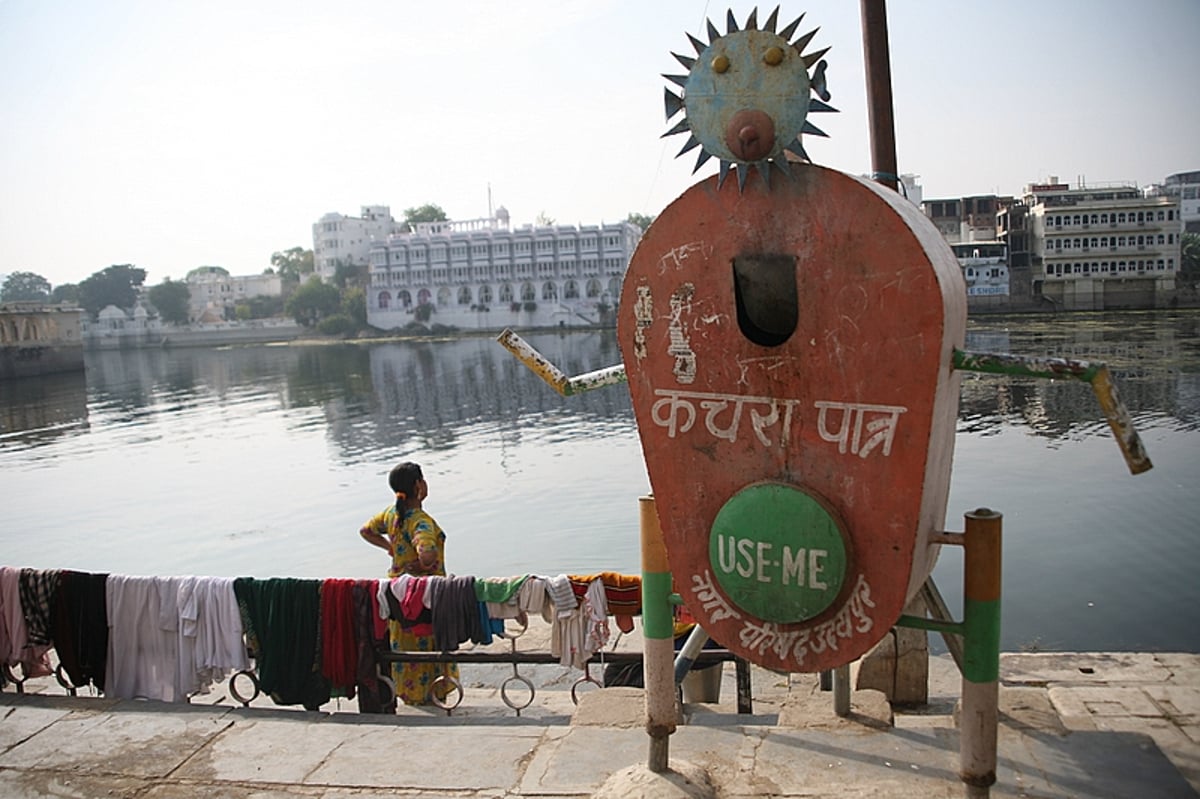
xmin=777 ymin=686 xmax=893 ymax=730
xmin=0 ymin=703 xmax=75 ymax=752
xmin=304 ymin=723 xmax=546 ymax=791
xmin=571 ymin=686 xmax=645 ymax=728
xmin=517 ymin=725 xmax=647 ymax=795
xmin=1020 ymin=728 xmax=1199 ymax=799
xmin=0 ymin=701 xmax=233 ymax=778
xmin=752 ymin=727 xmax=963 ymax=798
xmin=1003 ymin=652 xmax=1172 ymax=686
xmin=142 ymin=782 xmax=325 ymax=798
xmin=172 ymin=714 xmax=363 ymax=785
xmin=1154 ymin=653 xmax=1200 ymax=683
xmin=1144 ymin=684 xmax=1200 ymax=720
xmin=1049 ymin=686 xmax=1163 ymax=719
xmin=997 ymin=686 xmax=1068 ymax=734
xmin=0 ymin=768 xmax=154 ymax=799
xmin=1086 ymin=715 xmax=1200 ymax=793
xmin=548 ymin=725 xmax=756 ymax=795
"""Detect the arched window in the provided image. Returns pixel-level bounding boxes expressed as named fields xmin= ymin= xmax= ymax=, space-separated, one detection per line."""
xmin=542 ymin=282 xmax=558 ymax=301
xmin=417 ymin=288 xmax=432 ymax=305
xmin=457 ymin=286 xmax=472 ymax=305
xmin=586 ymin=279 xmax=602 ymax=298
xmin=499 ymin=284 xmax=513 ymax=303
xmin=437 ymin=287 xmax=452 ymax=306
xmin=378 ymin=291 xmax=391 ymax=310
xmin=398 ymin=290 xmax=412 ymax=308
xmin=521 ymin=282 xmax=536 ymax=302
xmin=563 ymin=280 xmax=579 ymax=299
xmin=479 ymin=285 xmax=493 ymax=304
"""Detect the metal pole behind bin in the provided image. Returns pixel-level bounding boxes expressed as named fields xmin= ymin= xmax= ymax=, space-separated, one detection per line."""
xmin=640 ymin=495 xmax=675 ymax=773
xmin=960 ymin=508 xmax=1002 ymax=797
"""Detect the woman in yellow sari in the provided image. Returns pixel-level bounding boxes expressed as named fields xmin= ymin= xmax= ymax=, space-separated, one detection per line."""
xmin=359 ymin=461 xmax=458 ymax=705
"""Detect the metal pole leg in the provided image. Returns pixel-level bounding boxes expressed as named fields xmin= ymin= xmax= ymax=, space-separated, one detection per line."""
xmin=960 ymin=508 xmax=1002 ymax=798
xmin=640 ymin=495 xmax=675 ymax=773
xmin=833 ymin=664 xmax=852 ymax=717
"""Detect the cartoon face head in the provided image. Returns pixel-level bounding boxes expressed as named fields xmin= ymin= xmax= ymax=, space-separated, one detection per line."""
xmin=663 ymin=8 xmax=836 ymax=190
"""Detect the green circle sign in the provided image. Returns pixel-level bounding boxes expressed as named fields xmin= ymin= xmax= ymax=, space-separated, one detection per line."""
xmin=708 ymin=483 xmax=848 ymax=624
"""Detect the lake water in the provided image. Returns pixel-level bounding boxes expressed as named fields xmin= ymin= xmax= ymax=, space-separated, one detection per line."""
xmin=2 ymin=311 xmax=1198 ymax=655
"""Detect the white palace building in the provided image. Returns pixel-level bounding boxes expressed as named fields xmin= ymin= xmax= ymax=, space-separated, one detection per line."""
xmin=364 ymin=208 xmax=642 ymax=332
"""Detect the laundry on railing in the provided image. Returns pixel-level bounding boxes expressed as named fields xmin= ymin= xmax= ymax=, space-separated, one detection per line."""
xmin=0 ymin=566 xmax=645 ymax=712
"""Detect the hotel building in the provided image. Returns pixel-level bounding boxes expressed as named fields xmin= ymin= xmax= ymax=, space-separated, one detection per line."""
xmin=365 ymin=209 xmax=642 ymax=332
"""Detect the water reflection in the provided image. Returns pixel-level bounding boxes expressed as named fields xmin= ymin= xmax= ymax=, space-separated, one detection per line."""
xmin=315 ymin=332 xmax=636 ymax=463
xmin=959 ymin=312 xmax=1200 ymax=439
xmin=2 ymin=312 xmax=1197 ymax=652
xmin=0 ymin=369 xmax=89 ymax=447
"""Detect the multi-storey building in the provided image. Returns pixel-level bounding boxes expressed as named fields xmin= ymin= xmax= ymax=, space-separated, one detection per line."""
xmin=921 ymin=195 xmax=1009 ymax=244
xmin=312 ymin=206 xmax=402 ymax=281
xmin=1151 ymin=170 xmax=1200 ymax=234
xmin=1026 ymin=179 xmax=1180 ymax=310
xmin=995 ymin=198 xmax=1035 ymax=305
xmin=950 ymin=242 xmax=1009 ymax=309
xmin=365 ymin=210 xmax=641 ymax=332
xmin=186 ymin=270 xmax=282 ymax=322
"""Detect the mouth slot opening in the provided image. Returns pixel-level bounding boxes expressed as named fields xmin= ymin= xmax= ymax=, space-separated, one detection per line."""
xmin=733 ymin=254 xmax=798 ymax=347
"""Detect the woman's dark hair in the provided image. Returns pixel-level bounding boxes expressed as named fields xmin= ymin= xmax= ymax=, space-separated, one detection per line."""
xmin=389 ymin=462 xmax=423 ymax=512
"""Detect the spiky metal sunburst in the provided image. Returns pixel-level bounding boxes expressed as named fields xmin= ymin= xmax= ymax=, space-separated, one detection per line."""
xmin=663 ymin=6 xmax=836 ymax=191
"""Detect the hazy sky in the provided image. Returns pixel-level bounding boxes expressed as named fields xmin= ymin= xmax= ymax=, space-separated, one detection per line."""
xmin=2 ymin=0 xmax=1197 ymax=288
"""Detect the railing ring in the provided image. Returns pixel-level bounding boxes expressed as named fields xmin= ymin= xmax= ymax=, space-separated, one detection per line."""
xmin=570 ymin=670 xmax=603 ymax=705
xmin=228 ymin=669 xmax=261 ymax=706
xmin=498 ymin=613 xmax=529 ymax=640
xmin=499 ymin=674 xmax=536 ymax=713
xmin=377 ymin=670 xmax=396 ymax=706
xmin=428 ymin=674 xmax=463 ymax=714
xmin=1 ymin=663 xmax=25 ymax=695
xmin=54 ymin=663 xmax=78 ymax=696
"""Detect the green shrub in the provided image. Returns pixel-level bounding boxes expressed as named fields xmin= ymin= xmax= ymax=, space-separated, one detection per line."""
xmin=317 ymin=313 xmax=356 ymax=335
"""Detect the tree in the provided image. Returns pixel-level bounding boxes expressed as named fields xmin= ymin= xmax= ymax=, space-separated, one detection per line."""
xmin=285 ymin=276 xmax=341 ymax=327
xmin=403 ymin=203 xmax=448 ymax=232
xmin=625 ymin=212 xmax=657 ymax=232
xmin=78 ymin=264 xmax=146 ymax=317
xmin=235 ymin=294 xmax=285 ymax=320
xmin=535 ymin=210 xmax=556 ymax=227
xmin=341 ymin=286 xmax=367 ymax=328
xmin=1182 ymin=233 xmax=1200 ymax=282
xmin=332 ymin=258 xmax=368 ymax=290
xmin=148 ymin=278 xmax=191 ymax=325
xmin=0 ymin=271 xmax=52 ymax=302
xmin=51 ymin=283 xmax=80 ymax=304
xmin=270 ymin=247 xmax=315 ymax=283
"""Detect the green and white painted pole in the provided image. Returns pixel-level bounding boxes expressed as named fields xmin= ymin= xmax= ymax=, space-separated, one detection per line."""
xmin=640 ymin=495 xmax=676 ymax=773
xmin=961 ymin=508 xmax=1002 ymax=798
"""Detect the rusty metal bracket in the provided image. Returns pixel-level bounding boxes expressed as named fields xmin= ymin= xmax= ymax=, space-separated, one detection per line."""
xmin=496 ymin=329 xmax=627 ymax=396
xmin=953 ymin=349 xmax=1152 ymax=475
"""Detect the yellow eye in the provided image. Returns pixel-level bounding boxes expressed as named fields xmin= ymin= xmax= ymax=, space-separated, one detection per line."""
xmin=712 ymin=54 xmax=730 ymax=73
xmin=764 ymin=46 xmax=784 ymax=66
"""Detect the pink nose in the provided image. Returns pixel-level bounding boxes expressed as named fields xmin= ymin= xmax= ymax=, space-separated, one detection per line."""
xmin=725 ymin=109 xmax=776 ymax=161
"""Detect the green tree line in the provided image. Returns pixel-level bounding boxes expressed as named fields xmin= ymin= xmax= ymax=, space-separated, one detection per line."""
xmin=2 ymin=204 xmax=663 ymax=333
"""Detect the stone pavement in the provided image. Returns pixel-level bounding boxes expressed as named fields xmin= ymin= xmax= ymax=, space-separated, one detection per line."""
xmin=0 ymin=652 xmax=1197 ymax=798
